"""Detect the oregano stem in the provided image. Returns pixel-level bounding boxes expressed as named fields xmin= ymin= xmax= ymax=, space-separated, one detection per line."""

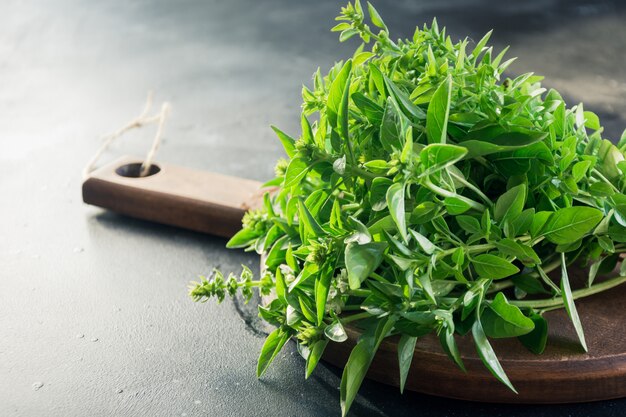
xmin=341 ymin=311 xmax=372 ymax=324
xmin=422 ymin=176 xmax=487 ymax=212
xmin=508 ymin=275 xmax=626 ymax=309
xmin=448 ymin=170 xmax=493 ymax=207
xmin=591 ymin=168 xmax=620 ymax=193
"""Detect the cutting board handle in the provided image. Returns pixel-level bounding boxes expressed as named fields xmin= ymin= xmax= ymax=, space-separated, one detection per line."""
xmin=82 ymin=156 xmax=265 ymax=237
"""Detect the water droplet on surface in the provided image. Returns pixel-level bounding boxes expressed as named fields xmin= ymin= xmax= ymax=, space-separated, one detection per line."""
xmin=117 ymin=389 xmax=124 ymax=394
xmin=90 ymin=338 xmax=99 ymax=342
xmin=73 ymin=247 xmax=84 ymax=253
xmin=32 ymin=382 xmax=44 ymax=391
xmin=76 ymin=334 xmax=84 ymax=339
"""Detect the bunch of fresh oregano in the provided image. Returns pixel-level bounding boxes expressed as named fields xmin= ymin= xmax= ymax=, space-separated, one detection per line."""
xmin=190 ymin=2 xmax=626 ymax=415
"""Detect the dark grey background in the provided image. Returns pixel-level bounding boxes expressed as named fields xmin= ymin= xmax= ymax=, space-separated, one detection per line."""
xmin=1 ymin=1 xmax=625 ymax=416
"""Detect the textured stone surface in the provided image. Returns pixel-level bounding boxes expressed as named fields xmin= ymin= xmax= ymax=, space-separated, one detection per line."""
xmin=0 ymin=1 xmax=624 ymax=416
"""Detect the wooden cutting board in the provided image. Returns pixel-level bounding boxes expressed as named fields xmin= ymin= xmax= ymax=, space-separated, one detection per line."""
xmin=82 ymin=156 xmax=626 ymax=403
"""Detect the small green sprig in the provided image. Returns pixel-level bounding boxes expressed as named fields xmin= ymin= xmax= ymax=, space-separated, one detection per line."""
xmin=189 ymin=266 xmax=274 ymax=303
xmin=192 ymin=2 xmax=626 ymax=416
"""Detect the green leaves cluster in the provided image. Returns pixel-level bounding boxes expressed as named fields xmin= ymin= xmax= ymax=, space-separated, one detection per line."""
xmin=191 ymin=2 xmax=626 ymax=415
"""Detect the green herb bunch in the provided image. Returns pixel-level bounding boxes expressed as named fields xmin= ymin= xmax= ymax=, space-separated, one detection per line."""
xmin=190 ymin=2 xmax=626 ymax=415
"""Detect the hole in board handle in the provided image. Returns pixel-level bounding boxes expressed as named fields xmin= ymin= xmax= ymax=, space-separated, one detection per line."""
xmin=115 ymin=163 xmax=161 ymax=178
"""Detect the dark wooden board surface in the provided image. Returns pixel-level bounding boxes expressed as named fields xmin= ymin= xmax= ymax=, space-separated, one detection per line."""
xmin=83 ymin=157 xmax=626 ymax=404
xmin=322 ymin=270 xmax=626 ymax=404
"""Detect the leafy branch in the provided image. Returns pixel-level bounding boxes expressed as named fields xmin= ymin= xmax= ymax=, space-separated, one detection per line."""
xmin=191 ymin=2 xmax=626 ymax=415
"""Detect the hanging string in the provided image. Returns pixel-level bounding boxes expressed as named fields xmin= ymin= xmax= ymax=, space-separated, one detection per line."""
xmin=82 ymin=92 xmax=171 ymax=179
xmin=140 ymin=102 xmax=171 ymax=177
